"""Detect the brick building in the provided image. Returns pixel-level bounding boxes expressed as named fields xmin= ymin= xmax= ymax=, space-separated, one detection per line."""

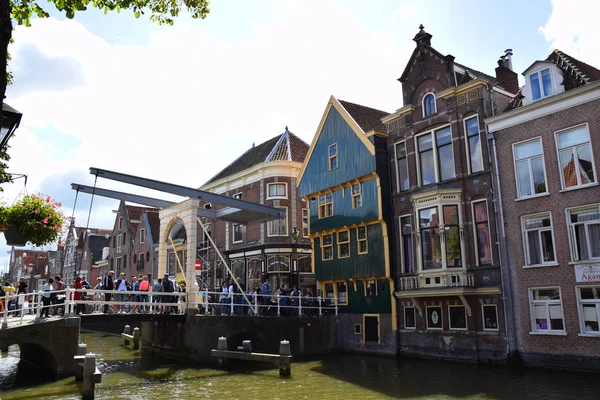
xmin=383 ymin=26 xmax=517 ymax=361
xmin=199 ymin=128 xmax=313 ymax=293
xmin=486 ymin=50 xmax=600 ymax=370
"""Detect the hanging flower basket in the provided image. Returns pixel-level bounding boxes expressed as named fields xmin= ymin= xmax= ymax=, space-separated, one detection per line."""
xmin=0 ymin=194 xmax=65 ymax=246
xmin=3 ymin=226 xmax=27 ymax=246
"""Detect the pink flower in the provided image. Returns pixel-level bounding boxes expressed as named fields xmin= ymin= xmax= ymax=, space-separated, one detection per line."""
xmin=42 ymin=218 xmax=49 ymax=225
xmin=34 ymin=209 xmax=39 ymax=214
xmin=46 ymin=196 xmax=51 ymax=203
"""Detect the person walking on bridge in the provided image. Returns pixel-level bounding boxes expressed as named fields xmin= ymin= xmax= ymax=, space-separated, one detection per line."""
xmin=16 ymin=278 xmax=27 ymax=317
xmin=41 ymin=278 xmax=54 ymax=318
xmin=162 ymin=274 xmax=175 ymax=314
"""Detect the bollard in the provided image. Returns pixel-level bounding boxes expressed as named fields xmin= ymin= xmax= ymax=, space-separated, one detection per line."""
xmin=217 ymin=336 xmax=228 ymax=367
xmin=82 ymin=353 xmax=98 ymax=400
xmin=123 ymin=325 xmax=131 ymax=345
xmin=75 ymin=343 xmax=87 ymax=381
xmin=132 ymin=327 xmax=140 ymax=350
xmin=279 ymin=340 xmax=291 ymax=376
xmin=242 ymin=340 xmax=252 ymax=353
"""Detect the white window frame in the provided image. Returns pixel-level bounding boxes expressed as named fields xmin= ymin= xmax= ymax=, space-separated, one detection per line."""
xmin=117 ymin=234 xmax=123 ymax=253
xmin=394 ymin=140 xmax=409 ymax=192
xmin=302 ymin=208 xmax=309 ymax=238
xmin=426 ymin=305 xmax=443 ymax=330
xmin=322 ymin=234 xmax=333 ymax=261
xmin=422 ymin=92 xmax=437 ymax=118
xmin=566 ymin=204 xmax=600 ymax=262
xmin=554 ymin=123 xmax=597 ymax=191
xmin=337 ymin=230 xmax=350 ymax=259
xmin=471 ymin=199 xmax=493 ymax=267
xmin=576 ymin=286 xmax=600 ymax=336
xmin=404 ymin=306 xmax=416 ymax=329
xmin=463 ymin=115 xmax=484 ymax=174
xmin=267 ymin=206 xmax=288 ymax=237
xmin=521 ymin=212 xmax=557 ymax=267
xmin=528 ymin=67 xmax=554 ymax=101
xmin=528 ymin=287 xmax=565 ymax=334
xmin=233 ymin=192 xmax=243 ymax=200
xmin=482 ymin=304 xmax=499 ymax=331
xmin=328 ymin=143 xmax=338 ymax=171
xmin=139 ymin=228 xmax=146 ymax=244
xmin=266 ymin=182 xmax=288 ymax=200
xmin=232 ymin=223 xmax=243 ymax=243
xmin=415 ymin=124 xmax=455 ymax=186
xmin=351 ymin=183 xmax=362 ymax=209
xmin=512 ymin=137 xmax=548 ymax=200
xmin=448 ymin=305 xmax=468 ymax=330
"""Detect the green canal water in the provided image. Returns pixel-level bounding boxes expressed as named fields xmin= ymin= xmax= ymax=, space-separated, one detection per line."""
xmin=0 ymin=332 xmax=599 ymax=399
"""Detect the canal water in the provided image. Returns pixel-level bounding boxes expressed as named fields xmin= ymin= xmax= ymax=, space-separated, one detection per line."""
xmin=0 ymin=332 xmax=598 ymax=399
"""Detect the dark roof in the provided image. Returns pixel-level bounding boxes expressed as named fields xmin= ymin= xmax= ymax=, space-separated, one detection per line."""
xmin=203 ymin=129 xmax=309 ymax=185
xmin=548 ymin=50 xmax=600 ymax=90
xmin=338 ymin=100 xmax=389 ymax=134
xmin=145 ymin=209 xmax=161 ymax=245
xmin=453 ymin=62 xmax=497 ymax=83
xmin=126 ymin=205 xmax=159 ymax=236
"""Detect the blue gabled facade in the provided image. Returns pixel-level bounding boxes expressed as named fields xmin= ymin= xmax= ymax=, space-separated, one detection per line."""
xmin=297 ymin=96 xmax=396 ymax=354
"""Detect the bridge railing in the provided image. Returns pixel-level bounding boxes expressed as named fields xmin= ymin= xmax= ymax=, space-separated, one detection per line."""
xmin=1 ymin=289 xmax=68 ymax=328
xmin=190 ymin=289 xmax=339 ymax=317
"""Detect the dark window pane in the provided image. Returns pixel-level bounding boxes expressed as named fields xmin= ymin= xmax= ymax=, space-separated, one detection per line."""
xmin=449 ymin=307 xmax=466 ymax=329
xmin=405 ymin=308 xmax=416 ymax=328
xmin=469 ymin=135 xmax=483 ymax=173
xmin=427 ymin=307 xmax=442 ymax=329
xmin=530 ymin=73 xmax=541 ymax=100
xmin=483 ymin=305 xmax=498 ymax=330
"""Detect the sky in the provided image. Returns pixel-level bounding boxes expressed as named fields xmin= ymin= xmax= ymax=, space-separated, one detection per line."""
xmin=1 ymin=0 xmax=598 ymax=272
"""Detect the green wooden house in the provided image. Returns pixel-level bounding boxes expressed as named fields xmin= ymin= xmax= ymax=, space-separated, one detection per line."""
xmin=297 ymin=96 xmax=396 ymax=353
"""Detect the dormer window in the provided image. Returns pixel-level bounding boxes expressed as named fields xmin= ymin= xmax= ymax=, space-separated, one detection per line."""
xmin=423 ymin=93 xmax=436 ymax=117
xmin=530 ymin=68 xmax=553 ymax=101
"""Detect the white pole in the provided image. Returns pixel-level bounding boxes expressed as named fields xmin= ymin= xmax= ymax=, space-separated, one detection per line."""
xmin=298 ymin=294 xmax=302 ymax=317
xmin=277 ymin=294 xmax=281 ymax=317
xmin=65 ymin=288 xmax=71 ymax=317
xmin=334 ymin=297 xmax=338 ymax=316
xmin=35 ymin=292 xmax=43 ymax=322
xmin=19 ymin=294 xmax=25 ymax=324
xmin=318 ymin=295 xmax=322 ymax=317
xmin=230 ymin=292 xmax=234 ymax=315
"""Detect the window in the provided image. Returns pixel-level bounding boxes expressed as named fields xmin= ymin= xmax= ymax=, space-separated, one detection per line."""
xmin=556 ymin=124 xmax=596 ymax=189
xmin=449 ymin=305 xmax=467 ymax=330
xmin=204 ymin=203 xmax=212 ymax=210
xmin=137 ymin=252 xmax=144 ymax=271
xmin=322 ymin=234 xmax=333 ymax=261
xmin=167 ymin=252 xmax=175 ymax=276
xmin=329 ymin=143 xmax=338 ymax=170
xmin=318 ymin=193 xmax=333 ymax=218
xmin=404 ymin=307 xmax=416 ymax=329
xmin=139 ymin=228 xmax=146 ymax=244
xmin=529 ymin=288 xmax=564 ymax=333
xmin=395 ymin=141 xmax=409 ymax=191
xmin=267 ymin=183 xmax=287 ymax=199
xmin=482 ymin=304 xmax=499 ymax=331
xmin=337 ymin=282 xmax=348 ymax=305
xmin=233 ymin=193 xmax=243 ymax=200
xmin=522 ymin=213 xmax=556 ymax=266
xmin=117 ymin=234 xmax=123 ymax=253
xmin=577 ymin=287 xmax=600 ymax=334
xmin=357 ymin=226 xmax=368 ymax=254
xmin=465 ymin=115 xmax=483 ymax=173
xmin=400 ymin=215 xmax=414 ymax=273
xmin=417 ymin=126 xmax=454 ymax=186
xmin=352 ymin=183 xmax=362 ymax=208
xmin=426 ymin=306 xmax=443 ymax=330
xmin=568 ymin=205 xmax=600 ymax=261
xmin=473 ymin=201 xmax=492 ymax=266
xmin=118 ymin=217 xmax=123 ymax=230
xmin=338 ymin=230 xmax=350 ymax=258
xmin=529 ymin=68 xmax=553 ymax=101
xmin=116 ymin=257 xmax=122 ymax=274
xmin=233 ymin=224 xmax=243 ymax=243
xmin=302 ymin=208 xmax=309 ymax=238
xmin=419 ymin=205 xmax=462 ymax=270
xmin=267 ymin=207 xmax=288 ymax=236
xmin=366 ymin=279 xmax=377 ymax=296
xmin=423 ymin=93 xmax=436 ymax=117
xmin=513 ymin=138 xmax=547 ymax=198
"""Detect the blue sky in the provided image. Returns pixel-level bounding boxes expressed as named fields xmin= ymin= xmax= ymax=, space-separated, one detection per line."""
xmin=1 ymin=0 xmax=597 ymax=272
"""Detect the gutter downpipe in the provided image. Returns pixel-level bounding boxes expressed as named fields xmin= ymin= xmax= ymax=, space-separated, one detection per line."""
xmin=486 ymin=87 xmax=516 ymax=356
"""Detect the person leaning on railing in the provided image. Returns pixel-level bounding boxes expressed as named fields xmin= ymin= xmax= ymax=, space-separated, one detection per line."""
xmin=41 ymin=278 xmax=54 ymax=318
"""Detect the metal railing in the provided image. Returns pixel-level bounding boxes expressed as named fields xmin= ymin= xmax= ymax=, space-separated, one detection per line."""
xmin=1 ymin=288 xmax=338 ymax=328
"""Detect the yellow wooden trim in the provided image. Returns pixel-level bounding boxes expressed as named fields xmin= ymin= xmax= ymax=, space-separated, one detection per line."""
xmin=365 ymin=130 xmax=388 ymax=138
xmin=297 ymin=96 xmax=376 ymax=186
xmin=363 ymin=313 xmax=381 ymax=344
xmin=394 ymin=287 xmax=502 ymax=298
xmin=321 ymin=233 xmax=333 ymax=261
xmin=436 ymin=78 xmax=489 ymax=99
xmin=337 ymin=229 xmax=350 ymax=259
xmin=308 ymin=218 xmax=380 ymax=238
xmin=381 ymin=104 xmax=415 ymax=125
xmin=388 ymin=277 xmax=397 ymax=330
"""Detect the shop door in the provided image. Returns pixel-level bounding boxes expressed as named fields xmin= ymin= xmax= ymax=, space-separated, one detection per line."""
xmin=364 ymin=316 xmax=379 ymax=343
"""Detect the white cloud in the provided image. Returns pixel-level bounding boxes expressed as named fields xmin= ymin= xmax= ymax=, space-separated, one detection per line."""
xmin=539 ymin=0 xmax=600 ymax=67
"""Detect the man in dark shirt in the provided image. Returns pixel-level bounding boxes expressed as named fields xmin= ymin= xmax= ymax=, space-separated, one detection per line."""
xmin=162 ymin=274 xmax=175 ymax=314
xmin=16 ymin=277 xmax=27 ymax=316
xmin=103 ymin=271 xmax=115 ymax=314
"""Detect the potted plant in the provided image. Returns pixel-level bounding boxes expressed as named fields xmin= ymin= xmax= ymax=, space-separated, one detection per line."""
xmin=0 ymin=194 xmax=65 ymax=246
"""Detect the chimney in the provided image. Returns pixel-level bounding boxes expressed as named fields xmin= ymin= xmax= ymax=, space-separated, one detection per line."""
xmin=495 ymin=51 xmax=519 ymax=94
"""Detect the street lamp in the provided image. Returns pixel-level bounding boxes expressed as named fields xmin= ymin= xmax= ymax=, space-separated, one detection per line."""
xmin=0 ymin=102 xmax=23 ymax=150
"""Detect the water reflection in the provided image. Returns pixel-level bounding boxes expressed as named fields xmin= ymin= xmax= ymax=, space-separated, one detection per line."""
xmin=0 ymin=333 xmax=599 ymax=399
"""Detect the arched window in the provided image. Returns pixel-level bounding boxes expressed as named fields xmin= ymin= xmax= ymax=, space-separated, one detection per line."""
xmin=423 ymin=93 xmax=436 ymax=117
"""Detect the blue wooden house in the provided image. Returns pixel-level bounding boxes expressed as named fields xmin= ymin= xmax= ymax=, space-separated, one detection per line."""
xmin=297 ymin=96 xmax=396 ymax=353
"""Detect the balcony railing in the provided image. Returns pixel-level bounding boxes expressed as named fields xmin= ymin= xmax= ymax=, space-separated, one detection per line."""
xmin=398 ymin=272 xmax=474 ymax=291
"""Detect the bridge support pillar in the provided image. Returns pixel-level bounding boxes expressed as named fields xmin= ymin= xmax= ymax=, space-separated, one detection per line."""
xmin=279 ymin=340 xmax=291 ymax=376
xmin=217 ymin=336 xmax=228 ymax=367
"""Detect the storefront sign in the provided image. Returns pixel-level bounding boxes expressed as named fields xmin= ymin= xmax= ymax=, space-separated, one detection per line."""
xmin=575 ymin=264 xmax=600 ymax=283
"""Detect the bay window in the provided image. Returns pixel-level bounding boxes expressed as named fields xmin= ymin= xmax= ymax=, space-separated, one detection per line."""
xmin=418 ymin=202 xmax=463 ymax=271
xmin=556 ymin=124 xmax=596 ymax=189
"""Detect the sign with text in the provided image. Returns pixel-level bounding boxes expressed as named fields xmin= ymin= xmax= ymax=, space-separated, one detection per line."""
xmin=575 ymin=264 xmax=600 ymax=283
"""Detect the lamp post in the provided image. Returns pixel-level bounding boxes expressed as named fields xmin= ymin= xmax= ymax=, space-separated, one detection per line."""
xmin=0 ymin=102 xmax=22 ymax=150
